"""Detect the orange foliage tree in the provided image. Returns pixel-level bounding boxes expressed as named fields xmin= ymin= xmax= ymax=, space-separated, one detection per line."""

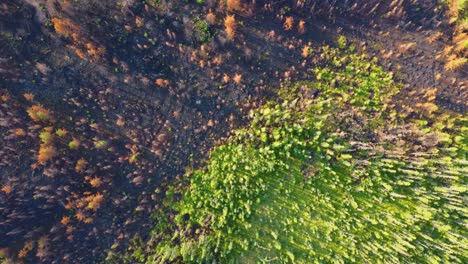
xmin=85 ymin=193 xmax=104 ymax=211
xmin=224 ymin=15 xmax=237 ymax=40
xmin=38 ymin=145 xmax=57 ymax=165
xmin=233 ymin=73 xmax=242 ymax=84
xmin=23 ymin=93 xmax=35 ymax=102
xmin=443 ymin=0 xmax=467 ymax=71
xmin=51 ymin=17 xmax=104 ymax=62
xmin=298 ymin=20 xmax=306 ymax=34
xmin=226 ymin=0 xmax=241 ymax=11
xmin=206 ymin=10 xmax=216 ymax=25
xmin=1 ymin=185 xmax=12 ymax=194
xmin=89 ymin=177 xmax=102 ymax=188
xmin=284 ymin=16 xmax=294 ymax=30
xmin=27 ymin=105 xmax=50 ymax=122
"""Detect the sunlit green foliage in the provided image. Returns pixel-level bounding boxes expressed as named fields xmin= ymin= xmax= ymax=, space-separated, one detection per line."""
xmin=193 ymin=17 xmax=212 ymax=44
xmin=141 ymin=40 xmax=467 ymax=263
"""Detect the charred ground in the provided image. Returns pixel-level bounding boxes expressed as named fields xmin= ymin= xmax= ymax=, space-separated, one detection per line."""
xmin=0 ymin=0 xmax=466 ymax=263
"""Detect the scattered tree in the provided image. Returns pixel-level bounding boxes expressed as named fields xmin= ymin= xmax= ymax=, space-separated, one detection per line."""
xmin=1 ymin=185 xmax=12 ymax=194
xmin=233 ymin=73 xmax=242 ymax=84
xmin=75 ymin=158 xmax=88 ymax=173
xmin=298 ymin=20 xmax=306 ymax=34
xmin=89 ymin=177 xmax=102 ymax=188
xmin=27 ymin=105 xmax=50 ymax=122
xmin=38 ymin=145 xmax=57 ymax=165
xmin=60 ymin=216 xmax=71 ymax=225
xmin=226 ymin=0 xmax=241 ymax=11
xmin=206 ymin=10 xmax=216 ymax=25
xmin=284 ymin=16 xmax=294 ymax=30
xmin=224 ymin=15 xmax=237 ymax=40
xmin=23 ymin=93 xmax=34 ymax=102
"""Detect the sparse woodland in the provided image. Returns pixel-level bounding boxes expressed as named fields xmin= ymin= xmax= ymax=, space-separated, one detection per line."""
xmin=0 ymin=0 xmax=466 ymax=263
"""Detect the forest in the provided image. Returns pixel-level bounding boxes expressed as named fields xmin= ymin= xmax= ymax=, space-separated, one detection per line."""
xmin=0 ymin=0 xmax=466 ymax=263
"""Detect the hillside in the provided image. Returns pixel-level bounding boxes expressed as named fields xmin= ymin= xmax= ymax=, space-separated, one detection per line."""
xmin=0 ymin=0 xmax=466 ymax=263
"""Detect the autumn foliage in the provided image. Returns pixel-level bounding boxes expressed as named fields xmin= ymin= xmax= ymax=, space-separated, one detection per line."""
xmin=27 ymin=105 xmax=50 ymax=122
xmin=445 ymin=55 xmax=467 ymax=71
xmin=38 ymin=145 xmax=57 ymax=165
xmin=51 ymin=17 xmax=104 ymax=62
xmin=206 ymin=11 xmax=216 ymax=25
xmin=298 ymin=20 xmax=306 ymax=34
xmin=233 ymin=73 xmax=242 ymax=84
xmin=75 ymin=158 xmax=88 ymax=173
xmin=61 ymin=216 xmax=70 ymax=225
xmin=15 ymin=128 xmax=26 ymax=136
xmin=36 ymin=235 xmax=50 ymax=259
xmin=89 ymin=177 xmax=102 ymax=188
xmin=302 ymin=45 xmax=311 ymax=58
xmin=23 ymin=93 xmax=35 ymax=102
xmin=85 ymin=193 xmax=104 ymax=211
xmin=224 ymin=15 xmax=237 ymax=40
xmin=18 ymin=241 xmax=34 ymax=258
xmin=284 ymin=16 xmax=294 ymax=30
xmin=443 ymin=0 xmax=467 ymax=71
xmin=223 ymin=73 xmax=230 ymax=83
xmin=155 ymin=78 xmax=170 ymax=87
xmin=1 ymin=185 xmax=12 ymax=194
xmin=226 ymin=0 xmax=241 ymax=11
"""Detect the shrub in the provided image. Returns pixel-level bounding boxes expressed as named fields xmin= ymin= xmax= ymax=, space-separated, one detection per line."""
xmin=36 ymin=235 xmax=50 ymax=259
xmin=94 ymin=139 xmax=108 ymax=149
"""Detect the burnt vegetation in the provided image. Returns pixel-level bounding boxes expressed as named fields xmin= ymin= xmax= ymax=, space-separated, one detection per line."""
xmin=0 ymin=0 xmax=466 ymax=263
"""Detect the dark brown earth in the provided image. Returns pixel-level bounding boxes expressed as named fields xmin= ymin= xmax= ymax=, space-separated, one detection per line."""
xmin=0 ymin=0 xmax=466 ymax=263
